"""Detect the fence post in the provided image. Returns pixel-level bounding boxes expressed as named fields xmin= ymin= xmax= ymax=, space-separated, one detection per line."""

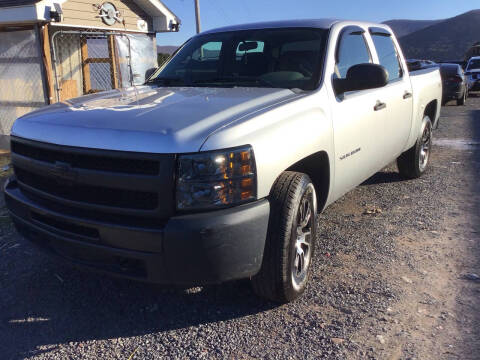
xmin=108 ymin=34 xmax=119 ymax=89
xmin=81 ymin=37 xmax=92 ymax=93
xmin=40 ymin=24 xmax=55 ymax=104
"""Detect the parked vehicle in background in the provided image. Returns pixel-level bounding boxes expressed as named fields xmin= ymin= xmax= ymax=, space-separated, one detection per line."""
xmin=407 ymin=59 xmax=438 ymax=72
xmin=438 ymin=60 xmax=466 ymax=69
xmin=440 ymin=63 xmax=468 ymax=105
xmin=5 ymin=19 xmax=442 ymax=303
xmin=440 ymin=64 xmax=468 ymax=105
xmin=465 ymin=56 xmax=480 ymax=91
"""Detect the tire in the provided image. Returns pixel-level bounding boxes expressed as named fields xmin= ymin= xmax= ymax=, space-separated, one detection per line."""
xmin=397 ymin=115 xmax=432 ymax=179
xmin=252 ymin=171 xmax=317 ymax=303
xmin=457 ymin=90 xmax=466 ymax=106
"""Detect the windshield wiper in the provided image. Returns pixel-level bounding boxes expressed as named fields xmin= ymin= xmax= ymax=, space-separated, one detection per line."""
xmin=146 ymin=77 xmax=190 ymax=86
xmin=190 ymin=78 xmax=236 ymax=87
xmin=192 ymin=77 xmax=235 ymax=84
xmin=193 ymin=76 xmax=277 ymax=88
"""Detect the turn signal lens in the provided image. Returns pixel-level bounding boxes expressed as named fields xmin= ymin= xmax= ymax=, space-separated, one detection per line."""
xmin=176 ymin=146 xmax=257 ymax=210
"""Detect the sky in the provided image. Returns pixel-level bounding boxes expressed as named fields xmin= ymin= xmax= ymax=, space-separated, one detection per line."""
xmin=157 ymin=0 xmax=478 ymax=46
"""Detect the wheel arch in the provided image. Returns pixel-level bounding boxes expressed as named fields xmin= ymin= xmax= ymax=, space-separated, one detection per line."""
xmin=285 ymin=151 xmax=330 ymax=212
xmin=424 ymin=100 xmax=438 ymax=126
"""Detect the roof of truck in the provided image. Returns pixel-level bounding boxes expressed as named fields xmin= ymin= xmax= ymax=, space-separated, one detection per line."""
xmin=202 ymin=19 xmax=340 ymax=34
xmin=202 ymin=19 xmax=393 ymax=35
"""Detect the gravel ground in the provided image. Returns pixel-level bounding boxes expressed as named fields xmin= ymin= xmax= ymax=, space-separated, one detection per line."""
xmin=1 ymin=96 xmax=479 ymax=359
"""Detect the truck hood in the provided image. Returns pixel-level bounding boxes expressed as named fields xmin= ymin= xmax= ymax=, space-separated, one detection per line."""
xmin=12 ymin=86 xmax=301 ymax=153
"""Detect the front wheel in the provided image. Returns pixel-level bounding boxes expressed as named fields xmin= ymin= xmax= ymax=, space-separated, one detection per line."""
xmin=397 ymin=115 xmax=432 ymax=179
xmin=251 ymin=171 xmax=317 ymax=303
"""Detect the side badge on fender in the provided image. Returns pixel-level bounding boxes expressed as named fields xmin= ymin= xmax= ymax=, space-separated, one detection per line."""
xmin=340 ymin=147 xmax=361 ymax=161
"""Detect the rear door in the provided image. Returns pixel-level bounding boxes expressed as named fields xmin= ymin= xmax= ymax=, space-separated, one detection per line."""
xmin=369 ymin=28 xmax=413 ymax=157
xmin=329 ymin=26 xmax=389 ymax=199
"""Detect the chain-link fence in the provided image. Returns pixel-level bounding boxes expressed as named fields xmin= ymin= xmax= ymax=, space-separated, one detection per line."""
xmin=0 ymin=28 xmax=47 ymax=146
xmin=51 ymin=29 xmax=158 ymax=102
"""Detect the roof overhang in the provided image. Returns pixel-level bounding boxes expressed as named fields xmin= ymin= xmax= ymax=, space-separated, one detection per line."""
xmin=133 ymin=0 xmax=180 ymax=32
xmin=0 ymin=0 xmax=180 ymax=32
xmin=0 ymin=4 xmax=39 ymax=26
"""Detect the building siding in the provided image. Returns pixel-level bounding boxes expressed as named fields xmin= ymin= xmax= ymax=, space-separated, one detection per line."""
xmin=61 ymin=0 xmax=153 ymax=32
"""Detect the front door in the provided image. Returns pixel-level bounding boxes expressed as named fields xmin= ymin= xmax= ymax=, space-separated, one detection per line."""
xmin=330 ymin=27 xmax=389 ymax=200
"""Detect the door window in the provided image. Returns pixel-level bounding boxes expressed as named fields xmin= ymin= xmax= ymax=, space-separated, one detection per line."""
xmin=336 ymin=31 xmax=371 ymax=78
xmin=371 ymin=34 xmax=402 ymax=82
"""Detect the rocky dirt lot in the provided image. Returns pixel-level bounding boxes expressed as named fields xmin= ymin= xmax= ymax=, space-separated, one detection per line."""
xmin=1 ymin=97 xmax=479 ymax=360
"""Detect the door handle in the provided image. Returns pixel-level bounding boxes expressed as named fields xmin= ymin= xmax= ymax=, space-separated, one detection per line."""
xmin=403 ymin=91 xmax=412 ymax=99
xmin=374 ymin=100 xmax=386 ymax=111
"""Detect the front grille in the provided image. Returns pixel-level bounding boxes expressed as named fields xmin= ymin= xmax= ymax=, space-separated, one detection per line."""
xmin=15 ymin=167 xmax=158 ymax=210
xmin=10 ymin=137 xmax=176 ymax=231
xmin=11 ymin=141 xmax=160 ymax=175
xmin=20 ymin=187 xmax=167 ymax=229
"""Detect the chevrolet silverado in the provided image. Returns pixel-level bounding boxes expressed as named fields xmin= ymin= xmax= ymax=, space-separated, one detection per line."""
xmin=5 ymin=19 xmax=442 ymax=302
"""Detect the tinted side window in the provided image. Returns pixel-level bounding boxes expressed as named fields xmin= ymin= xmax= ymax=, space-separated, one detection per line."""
xmin=440 ymin=65 xmax=457 ymax=78
xmin=336 ymin=33 xmax=371 ymax=78
xmin=371 ymin=34 xmax=402 ymax=82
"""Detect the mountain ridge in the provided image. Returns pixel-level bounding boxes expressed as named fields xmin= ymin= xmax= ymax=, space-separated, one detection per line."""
xmin=155 ymin=10 xmax=480 ymax=62
xmin=397 ymin=9 xmax=480 ymax=61
xmin=382 ymin=19 xmax=443 ymax=38
xmin=157 ymin=45 xmax=178 ymax=55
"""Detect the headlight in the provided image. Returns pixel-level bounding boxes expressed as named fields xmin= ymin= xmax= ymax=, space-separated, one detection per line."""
xmin=176 ymin=145 xmax=257 ymax=210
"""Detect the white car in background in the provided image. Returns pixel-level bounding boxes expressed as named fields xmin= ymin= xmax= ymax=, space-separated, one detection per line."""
xmin=465 ymin=56 xmax=480 ymax=91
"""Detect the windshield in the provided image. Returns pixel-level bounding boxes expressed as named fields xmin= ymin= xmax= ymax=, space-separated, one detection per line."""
xmin=148 ymin=28 xmax=328 ymax=91
xmin=467 ymin=59 xmax=480 ymax=70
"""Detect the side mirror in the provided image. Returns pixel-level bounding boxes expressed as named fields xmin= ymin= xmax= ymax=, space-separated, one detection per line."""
xmin=145 ymin=67 xmax=157 ymax=80
xmin=334 ymin=63 xmax=388 ymax=95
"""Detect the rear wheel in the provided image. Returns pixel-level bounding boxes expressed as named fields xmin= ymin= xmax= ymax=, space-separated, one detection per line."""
xmin=252 ymin=171 xmax=317 ymax=303
xmin=397 ymin=115 xmax=432 ymax=179
xmin=457 ymin=90 xmax=467 ymax=106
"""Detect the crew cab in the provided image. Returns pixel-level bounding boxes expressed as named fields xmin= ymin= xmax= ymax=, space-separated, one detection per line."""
xmin=5 ymin=19 xmax=442 ymax=302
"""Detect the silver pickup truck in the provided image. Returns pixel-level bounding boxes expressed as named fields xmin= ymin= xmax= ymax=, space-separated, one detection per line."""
xmin=5 ymin=19 xmax=442 ymax=302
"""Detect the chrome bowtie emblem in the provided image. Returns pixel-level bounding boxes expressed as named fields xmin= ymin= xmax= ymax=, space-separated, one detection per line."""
xmin=49 ymin=161 xmax=77 ymax=182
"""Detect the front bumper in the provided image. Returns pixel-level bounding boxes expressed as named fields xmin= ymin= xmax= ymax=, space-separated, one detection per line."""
xmin=5 ymin=178 xmax=270 ymax=285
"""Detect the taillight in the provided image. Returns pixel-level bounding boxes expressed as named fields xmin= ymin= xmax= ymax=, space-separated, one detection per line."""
xmin=448 ymin=76 xmax=463 ymax=83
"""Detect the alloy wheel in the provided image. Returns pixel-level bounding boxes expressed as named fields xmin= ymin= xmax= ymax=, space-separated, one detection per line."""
xmin=291 ymin=185 xmax=315 ymax=290
xmin=419 ymin=121 xmax=432 ymax=171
